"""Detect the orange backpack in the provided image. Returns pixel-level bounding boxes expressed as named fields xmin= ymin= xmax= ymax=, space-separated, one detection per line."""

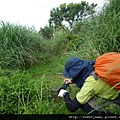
xmin=94 ymin=52 xmax=120 ymax=90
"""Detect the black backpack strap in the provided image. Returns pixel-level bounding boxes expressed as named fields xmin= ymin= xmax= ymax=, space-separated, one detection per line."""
xmin=90 ymin=71 xmax=98 ymax=80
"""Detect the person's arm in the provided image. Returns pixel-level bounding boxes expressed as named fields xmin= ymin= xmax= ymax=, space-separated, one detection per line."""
xmin=63 ymin=92 xmax=104 ymax=114
xmin=58 ymin=89 xmax=105 ymax=114
xmin=58 ymin=89 xmax=82 ymax=112
xmin=63 ymin=92 xmax=83 ymax=112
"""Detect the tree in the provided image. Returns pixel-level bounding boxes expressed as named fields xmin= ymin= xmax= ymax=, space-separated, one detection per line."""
xmin=49 ymin=1 xmax=97 ymax=32
xmin=39 ymin=25 xmax=54 ymax=39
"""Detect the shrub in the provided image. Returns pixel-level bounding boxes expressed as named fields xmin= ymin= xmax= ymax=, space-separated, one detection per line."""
xmin=0 ymin=21 xmax=49 ymax=69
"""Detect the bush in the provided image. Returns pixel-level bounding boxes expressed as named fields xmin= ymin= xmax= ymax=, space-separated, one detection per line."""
xmin=0 ymin=70 xmax=53 ymax=114
xmin=0 ymin=21 xmax=50 ymax=69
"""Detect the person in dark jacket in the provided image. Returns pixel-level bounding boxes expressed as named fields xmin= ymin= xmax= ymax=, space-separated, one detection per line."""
xmin=58 ymin=57 xmax=120 ymax=115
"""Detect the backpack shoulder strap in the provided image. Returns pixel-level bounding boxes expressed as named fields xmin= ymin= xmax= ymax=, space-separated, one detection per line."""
xmin=90 ymin=71 xmax=98 ymax=80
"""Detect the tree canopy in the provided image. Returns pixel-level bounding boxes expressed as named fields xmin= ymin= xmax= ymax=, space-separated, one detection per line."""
xmin=49 ymin=1 xmax=97 ymax=31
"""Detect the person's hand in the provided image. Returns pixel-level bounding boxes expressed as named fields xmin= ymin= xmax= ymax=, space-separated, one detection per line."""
xmin=64 ymin=78 xmax=73 ymax=84
xmin=58 ymin=89 xmax=67 ymax=97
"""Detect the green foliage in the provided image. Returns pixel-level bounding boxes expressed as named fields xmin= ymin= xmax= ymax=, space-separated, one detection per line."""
xmin=39 ymin=25 xmax=54 ymax=39
xmin=86 ymin=0 xmax=120 ymax=54
xmin=0 ymin=21 xmax=51 ymax=69
xmin=66 ymin=0 xmax=120 ymax=55
xmin=0 ymin=69 xmax=55 ymax=114
xmin=49 ymin=1 xmax=97 ymax=32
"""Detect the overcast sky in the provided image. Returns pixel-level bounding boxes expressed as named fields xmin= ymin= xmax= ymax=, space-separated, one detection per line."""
xmin=0 ymin=0 xmax=106 ymax=31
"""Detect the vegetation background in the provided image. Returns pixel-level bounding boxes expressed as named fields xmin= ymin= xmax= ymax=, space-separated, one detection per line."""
xmin=0 ymin=0 xmax=120 ymax=115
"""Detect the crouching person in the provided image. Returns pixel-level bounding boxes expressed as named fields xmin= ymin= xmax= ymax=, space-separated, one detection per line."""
xmin=58 ymin=57 xmax=120 ymax=115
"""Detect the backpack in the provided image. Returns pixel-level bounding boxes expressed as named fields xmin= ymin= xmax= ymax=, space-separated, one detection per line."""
xmin=94 ymin=52 xmax=120 ymax=90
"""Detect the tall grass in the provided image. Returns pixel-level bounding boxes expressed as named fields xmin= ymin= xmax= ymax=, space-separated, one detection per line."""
xmin=0 ymin=70 xmax=53 ymax=114
xmin=68 ymin=0 xmax=120 ymax=55
xmin=0 ymin=21 xmax=51 ymax=70
xmin=87 ymin=0 xmax=120 ymax=54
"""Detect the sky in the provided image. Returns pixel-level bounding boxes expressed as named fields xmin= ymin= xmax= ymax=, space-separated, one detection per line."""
xmin=0 ymin=0 xmax=106 ymax=31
